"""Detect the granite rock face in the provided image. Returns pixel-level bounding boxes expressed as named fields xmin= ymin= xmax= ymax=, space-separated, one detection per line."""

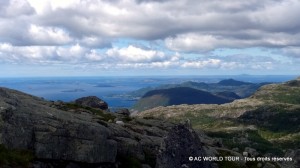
xmin=156 ymin=124 xmax=212 ymax=168
xmin=0 ymin=87 xmax=117 ymax=163
xmin=0 ymin=87 xmax=217 ymax=168
xmin=75 ymin=96 xmax=108 ymax=110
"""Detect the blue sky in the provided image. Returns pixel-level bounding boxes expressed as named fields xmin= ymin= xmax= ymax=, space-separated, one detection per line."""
xmin=0 ymin=0 xmax=300 ymax=77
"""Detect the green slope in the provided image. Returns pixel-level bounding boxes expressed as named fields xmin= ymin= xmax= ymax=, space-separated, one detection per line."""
xmin=137 ymin=78 xmax=300 ymax=156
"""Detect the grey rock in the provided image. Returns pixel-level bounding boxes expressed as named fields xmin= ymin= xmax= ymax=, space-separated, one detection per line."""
xmin=115 ymin=108 xmax=130 ymax=116
xmin=115 ymin=120 xmax=125 ymax=126
xmin=263 ymin=162 xmax=275 ymax=168
xmin=114 ymin=137 xmax=145 ymax=161
xmin=75 ymin=96 xmax=108 ymax=110
xmin=0 ymin=87 xmax=117 ymax=163
xmin=0 ymin=87 xmax=224 ymax=168
xmin=281 ymin=149 xmax=300 ymax=168
xmin=244 ymin=147 xmax=259 ymax=157
xmin=156 ymin=124 xmax=212 ymax=168
xmin=142 ymin=164 xmax=152 ymax=168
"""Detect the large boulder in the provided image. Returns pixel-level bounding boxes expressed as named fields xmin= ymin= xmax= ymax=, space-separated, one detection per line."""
xmin=115 ymin=108 xmax=130 ymax=116
xmin=156 ymin=124 xmax=212 ymax=168
xmin=75 ymin=96 xmax=108 ymax=110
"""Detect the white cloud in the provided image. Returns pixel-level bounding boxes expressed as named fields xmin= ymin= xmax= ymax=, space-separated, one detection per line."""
xmin=281 ymin=47 xmax=300 ymax=58
xmin=0 ymin=43 xmax=87 ymax=63
xmin=165 ymin=34 xmax=219 ymax=52
xmin=28 ymin=24 xmax=72 ymax=45
xmin=0 ymin=43 xmax=179 ymax=65
xmin=85 ymin=49 xmax=104 ymax=61
xmin=2 ymin=0 xmax=300 ymax=51
xmin=181 ymin=59 xmax=221 ymax=68
xmin=0 ymin=0 xmax=300 ymax=75
xmin=106 ymin=45 xmax=174 ymax=63
xmin=250 ymin=0 xmax=300 ymax=32
xmin=0 ymin=0 xmax=34 ymax=17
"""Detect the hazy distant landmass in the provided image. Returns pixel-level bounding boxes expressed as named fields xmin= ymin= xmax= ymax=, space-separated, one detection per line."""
xmin=94 ymin=84 xmax=115 ymax=87
xmin=61 ymin=89 xmax=85 ymax=92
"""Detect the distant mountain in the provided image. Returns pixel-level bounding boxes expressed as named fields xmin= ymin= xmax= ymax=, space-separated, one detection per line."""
xmin=133 ymin=87 xmax=233 ymax=111
xmin=214 ymin=91 xmax=241 ymax=100
xmin=128 ymin=79 xmax=269 ymax=99
xmin=217 ymin=79 xmax=253 ymax=86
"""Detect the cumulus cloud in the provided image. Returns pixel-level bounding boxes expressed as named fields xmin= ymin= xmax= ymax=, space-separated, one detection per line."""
xmin=181 ymin=59 xmax=222 ymax=68
xmin=1 ymin=0 xmax=300 ymax=50
xmin=28 ymin=24 xmax=73 ymax=45
xmin=0 ymin=0 xmax=299 ymax=75
xmin=106 ymin=45 xmax=176 ymax=63
xmin=0 ymin=43 xmax=179 ymax=65
xmin=0 ymin=43 xmax=88 ymax=63
xmin=165 ymin=32 xmax=300 ymax=52
xmin=0 ymin=0 xmax=35 ymax=17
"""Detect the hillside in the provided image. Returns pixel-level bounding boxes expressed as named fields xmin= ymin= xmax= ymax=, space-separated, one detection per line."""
xmin=129 ymin=79 xmax=268 ymax=99
xmin=136 ymin=78 xmax=300 ymax=167
xmin=133 ymin=87 xmax=233 ymax=111
xmin=217 ymin=78 xmax=252 ymax=86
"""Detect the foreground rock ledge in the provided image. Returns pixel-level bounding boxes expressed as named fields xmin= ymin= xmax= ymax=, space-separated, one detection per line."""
xmin=0 ymin=87 xmax=116 ymax=163
xmin=0 ymin=87 xmax=213 ymax=168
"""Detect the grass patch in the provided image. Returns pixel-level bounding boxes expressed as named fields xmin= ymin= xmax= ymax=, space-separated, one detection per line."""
xmin=255 ymin=85 xmax=300 ymax=104
xmin=239 ymin=105 xmax=300 ymax=133
xmin=117 ymin=155 xmax=142 ymax=168
xmin=206 ymin=130 xmax=283 ymax=156
xmin=0 ymin=144 xmax=34 ymax=167
xmin=217 ymin=149 xmax=243 ymax=168
xmin=59 ymin=103 xmax=116 ymax=121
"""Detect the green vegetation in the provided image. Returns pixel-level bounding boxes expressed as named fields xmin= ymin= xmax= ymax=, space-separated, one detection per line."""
xmin=207 ymin=130 xmax=283 ymax=156
xmin=133 ymin=87 xmax=234 ymax=111
xmin=132 ymin=94 xmax=169 ymax=111
xmin=59 ymin=103 xmax=116 ymax=121
xmin=129 ymin=78 xmax=266 ymax=99
xmin=253 ymin=84 xmax=300 ymax=104
xmin=0 ymin=144 xmax=34 ymax=167
xmin=217 ymin=149 xmax=243 ymax=168
xmin=117 ymin=155 xmax=142 ymax=168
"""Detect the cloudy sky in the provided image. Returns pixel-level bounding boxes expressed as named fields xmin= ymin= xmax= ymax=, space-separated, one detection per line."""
xmin=0 ymin=0 xmax=299 ymax=77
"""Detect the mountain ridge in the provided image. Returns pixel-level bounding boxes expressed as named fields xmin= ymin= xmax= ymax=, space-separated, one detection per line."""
xmin=129 ymin=78 xmax=269 ymax=100
xmin=136 ymin=78 xmax=300 ymax=168
xmin=134 ymin=87 xmax=235 ymax=111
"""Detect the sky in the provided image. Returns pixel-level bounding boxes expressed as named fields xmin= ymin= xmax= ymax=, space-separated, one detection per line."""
xmin=0 ymin=0 xmax=300 ymax=77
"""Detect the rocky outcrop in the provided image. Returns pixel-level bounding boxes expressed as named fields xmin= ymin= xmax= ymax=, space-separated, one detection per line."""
xmin=115 ymin=108 xmax=130 ymax=116
xmin=156 ymin=124 xmax=212 ymax=168
xmin=0 ymin=87 xmax=117 ymax=164
xmin=75 ymin=96 xmax=108 ymax=110
xmin=0 ymin=87 xmax=216 ymax=168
